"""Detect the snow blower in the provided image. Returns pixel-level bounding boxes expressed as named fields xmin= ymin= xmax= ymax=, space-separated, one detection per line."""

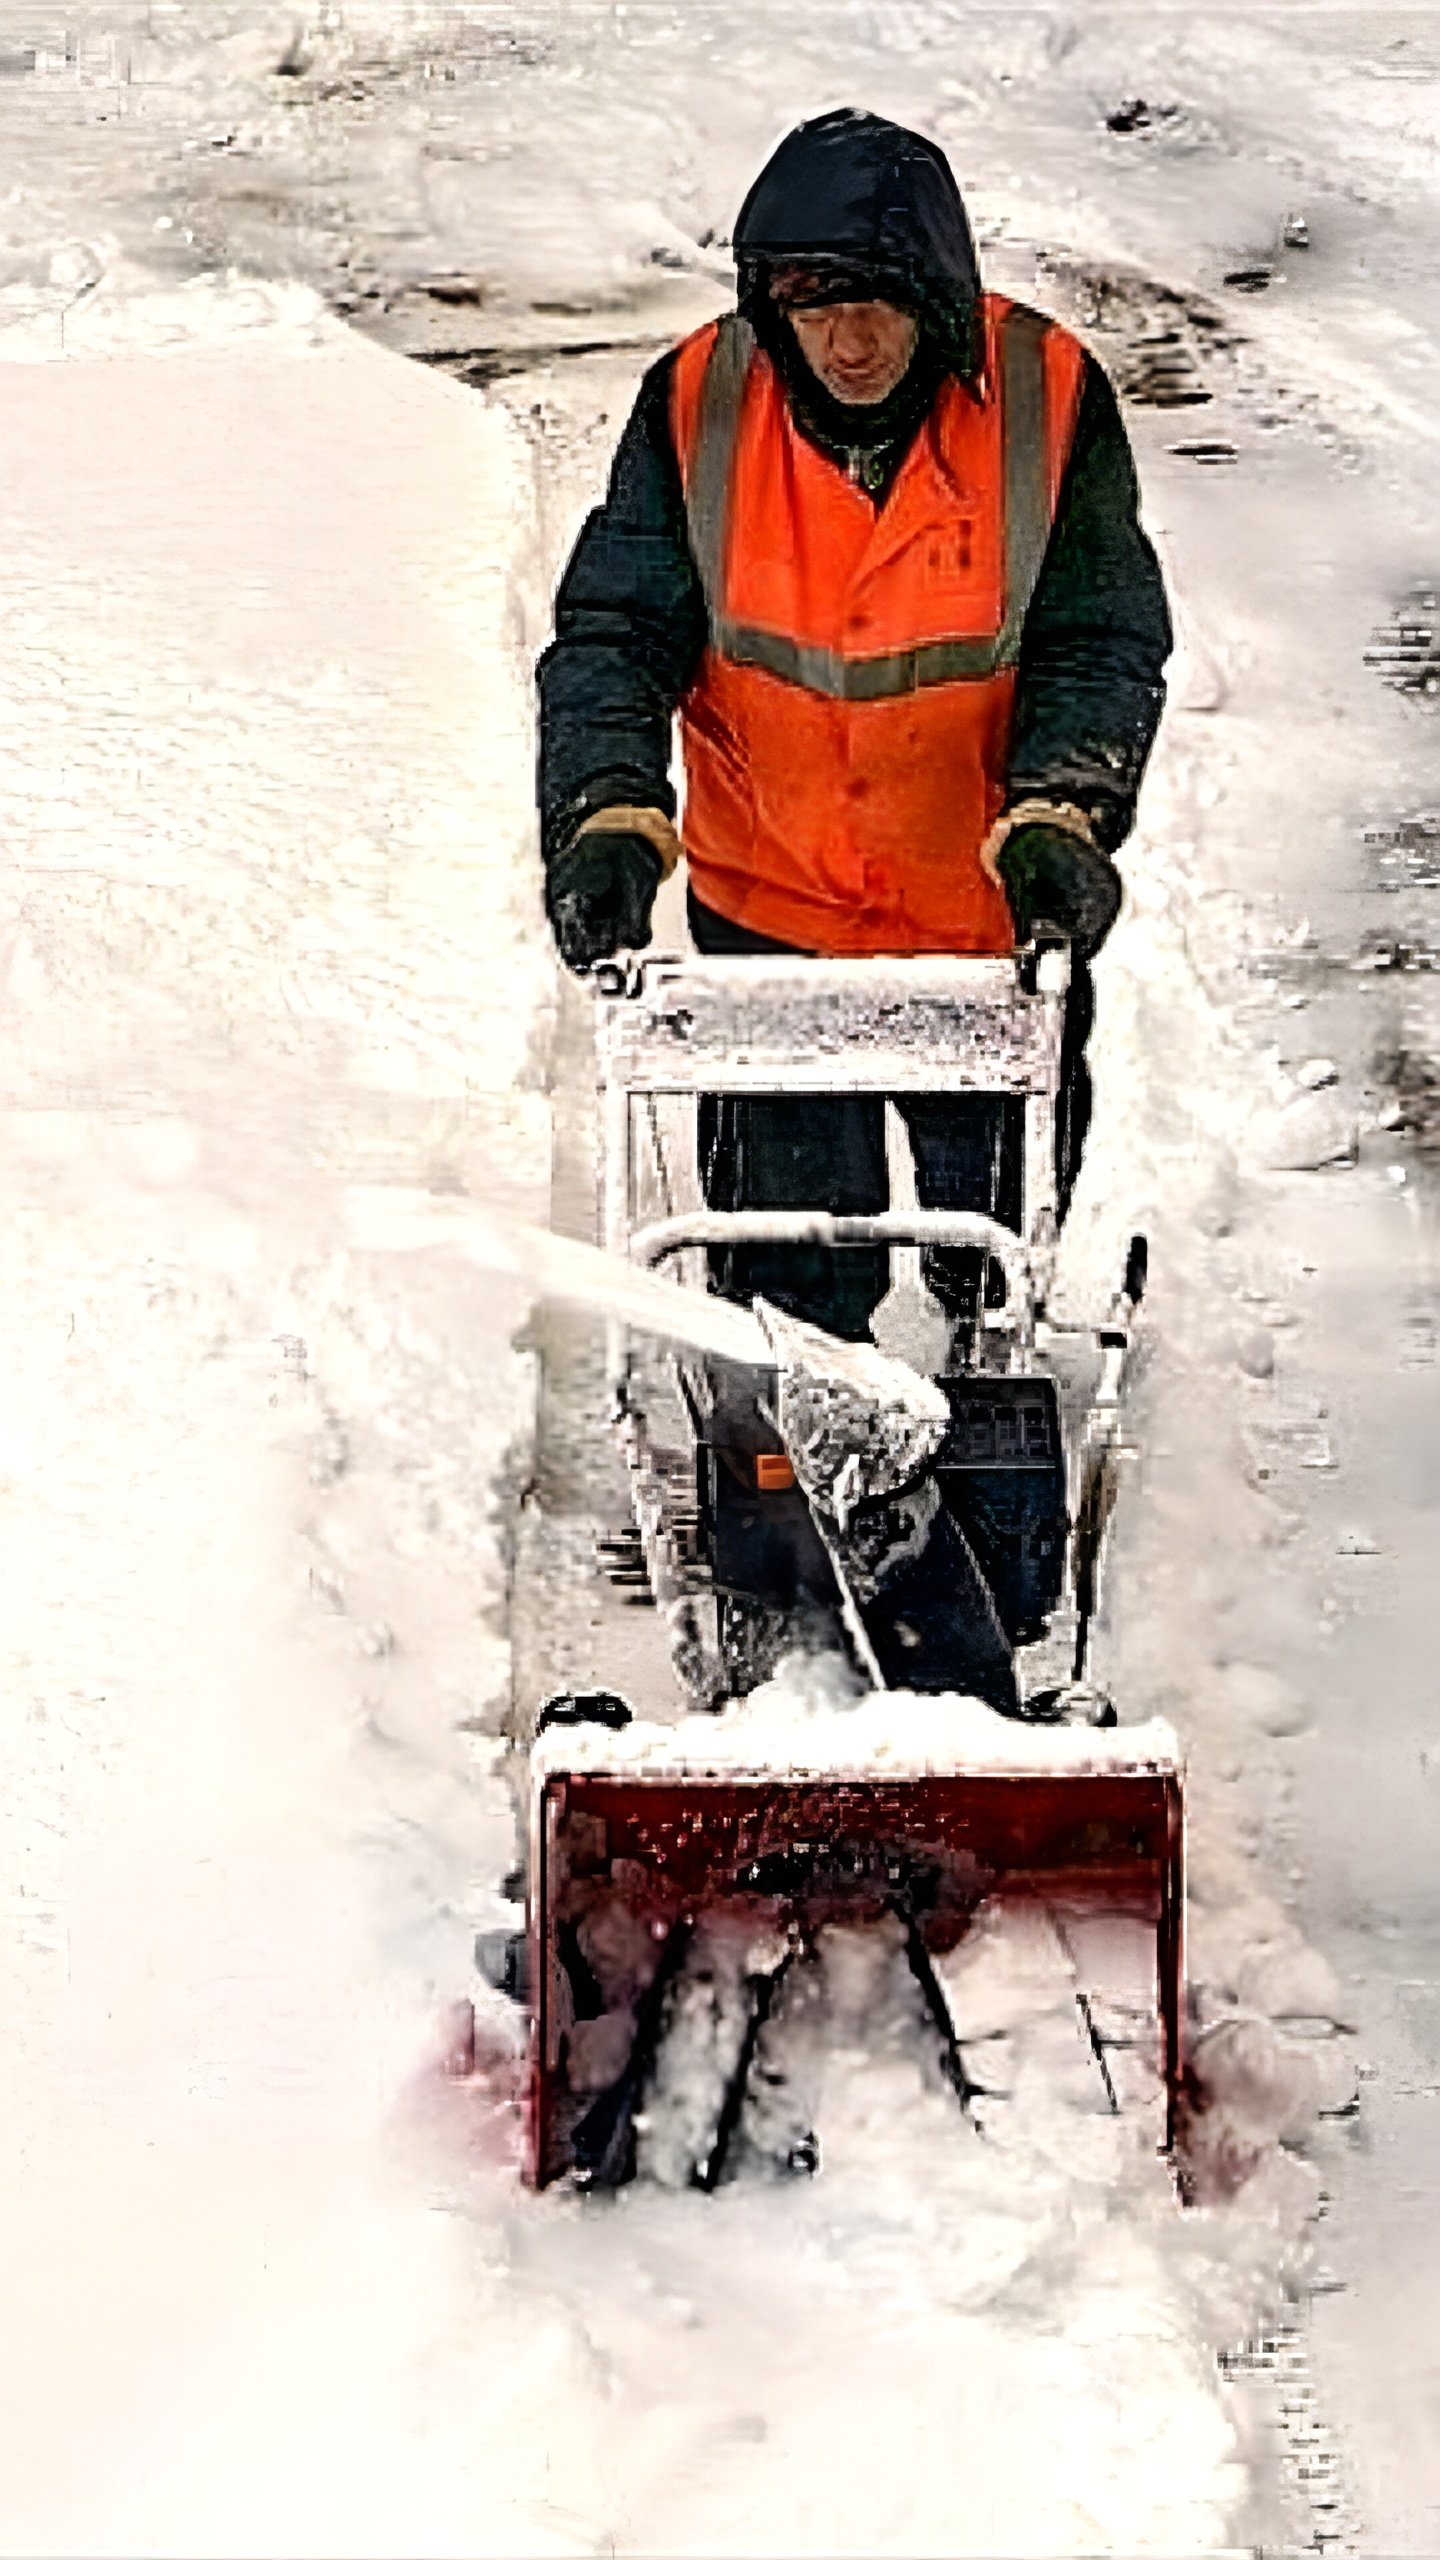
xmin=518 ymin=949 xmax=1183 ymax=2188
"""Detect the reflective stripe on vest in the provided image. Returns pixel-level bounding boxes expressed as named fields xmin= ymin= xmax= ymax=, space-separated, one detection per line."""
xmin=683 ymin=308 xmax=1054 ymax=698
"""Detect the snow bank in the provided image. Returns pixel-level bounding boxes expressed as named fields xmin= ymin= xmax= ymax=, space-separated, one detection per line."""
xmin=0 ymin=279 xmax=551 ymax=2553
xmin=0 ymin=247 xmax=326 ymax=362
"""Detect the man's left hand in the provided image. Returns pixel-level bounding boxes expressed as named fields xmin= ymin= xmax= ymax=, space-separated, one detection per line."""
xmin=996 ymin=820 xmax=1122 ymax=958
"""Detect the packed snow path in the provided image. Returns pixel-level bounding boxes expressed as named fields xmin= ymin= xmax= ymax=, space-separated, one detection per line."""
xmin=1 ymin=6 xmax=1438 ymax=2554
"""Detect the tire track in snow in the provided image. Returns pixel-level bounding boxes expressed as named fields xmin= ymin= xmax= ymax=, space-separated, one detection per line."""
xmin=1224 ymin=2319 xmax=1359 ymax=2557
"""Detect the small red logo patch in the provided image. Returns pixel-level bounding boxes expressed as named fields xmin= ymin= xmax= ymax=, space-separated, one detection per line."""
xmin=926 ymin=523 xmax=975 ymax=582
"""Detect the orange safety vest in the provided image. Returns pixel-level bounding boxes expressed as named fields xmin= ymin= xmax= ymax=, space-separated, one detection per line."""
xmin=670 ymin=294 xmax=1085 ymax=955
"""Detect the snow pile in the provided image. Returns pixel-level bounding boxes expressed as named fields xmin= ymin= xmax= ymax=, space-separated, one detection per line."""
xmin=533 ymin=1649 xmax=1181 ymax=1778
xmin=0 ymin=240 xmax=327 ymax=361
xmin=0 ymin=269 xmax=551 ymax=2555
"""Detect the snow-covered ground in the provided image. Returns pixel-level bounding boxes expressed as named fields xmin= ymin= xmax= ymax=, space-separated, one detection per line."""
xmin=1 ymin=5 xmax=1438 ymax=2552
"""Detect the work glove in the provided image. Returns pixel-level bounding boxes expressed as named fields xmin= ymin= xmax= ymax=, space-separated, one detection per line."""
xmin=995 ymin=818 xmax=1122 ymax=959
xmin=545 ymin=830 xmax=663 ymax=976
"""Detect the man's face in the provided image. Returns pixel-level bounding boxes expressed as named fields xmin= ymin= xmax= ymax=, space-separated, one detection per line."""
xmin=771 ymin=270 xmax=919 ymax=406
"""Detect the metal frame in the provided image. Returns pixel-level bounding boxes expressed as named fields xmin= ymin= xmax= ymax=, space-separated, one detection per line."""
xmin=596 ymin=949 xmax=1069 ymax=1359
xmin=590 ymin=946 xmax=1077 ymax=1704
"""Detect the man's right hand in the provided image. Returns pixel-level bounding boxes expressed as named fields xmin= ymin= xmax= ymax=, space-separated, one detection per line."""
xmin=545 ymin=831 xmax=664 ymax=976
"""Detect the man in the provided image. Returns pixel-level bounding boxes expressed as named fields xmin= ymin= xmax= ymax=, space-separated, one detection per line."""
xmin=538 ymin=106 xmax=1171 ymax=1355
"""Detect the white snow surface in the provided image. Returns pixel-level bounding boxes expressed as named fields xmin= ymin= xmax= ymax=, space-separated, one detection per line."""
xmin=1 ymin=4 xmax=1437 ymax=2554
xmin=533 ymin=1656 xmax=1181 ymax=1778
xmin=0 ymin=265 xmax=549 ymax=2556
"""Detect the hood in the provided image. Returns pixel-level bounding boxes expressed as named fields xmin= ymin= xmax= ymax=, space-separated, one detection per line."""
xmin=733 ymin=108 xmax=983 ymax=383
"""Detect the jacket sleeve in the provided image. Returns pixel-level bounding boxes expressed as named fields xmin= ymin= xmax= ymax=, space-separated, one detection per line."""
xmin=536 ymin=352 xmax=708 ymax=870
xmin=1007 ymin=354 xmax=1173 ymax=853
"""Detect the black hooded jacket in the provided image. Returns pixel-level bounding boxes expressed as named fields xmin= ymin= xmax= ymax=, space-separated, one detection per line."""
xmin=538 ymin=110 xmax=1172 ymax=879
xmin=733 ymin=106 xmax=985 ymax=385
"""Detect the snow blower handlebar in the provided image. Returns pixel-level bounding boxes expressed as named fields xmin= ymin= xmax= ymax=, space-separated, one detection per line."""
xmin=629 ymin=1209 xmax=1035 ymax=1347
xmin=595 ymin=951 xmax=1068 ymax=1382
